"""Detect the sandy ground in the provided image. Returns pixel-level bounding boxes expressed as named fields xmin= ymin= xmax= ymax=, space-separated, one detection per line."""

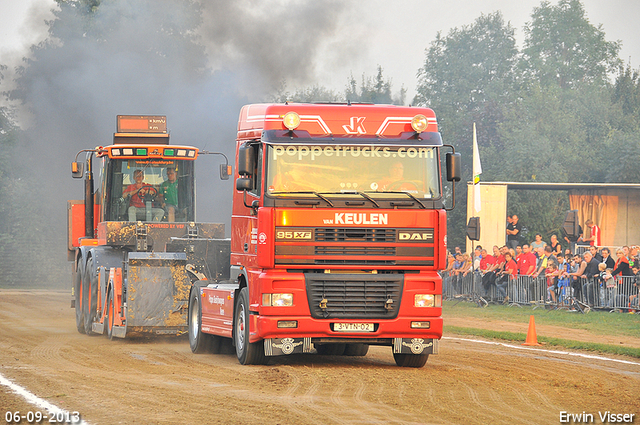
xmin=1 ymin=289 xmax=638 ymax=424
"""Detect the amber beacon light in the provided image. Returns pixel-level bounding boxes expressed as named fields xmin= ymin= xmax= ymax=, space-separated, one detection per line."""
xmin=411 ymin=114 xmax=428 ymax=133
xmin=282 ymin=112 xmax=301 ymax=130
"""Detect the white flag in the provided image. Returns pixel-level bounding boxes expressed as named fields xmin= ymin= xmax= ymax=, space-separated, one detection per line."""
xmin=472 ymin=123 xmax=482 ymax=213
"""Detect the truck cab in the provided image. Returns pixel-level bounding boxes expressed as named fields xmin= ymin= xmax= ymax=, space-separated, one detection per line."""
xmin=191 ymin=103 xmax=460 ymax=367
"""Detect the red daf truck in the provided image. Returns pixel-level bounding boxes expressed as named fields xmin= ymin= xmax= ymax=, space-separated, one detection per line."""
xmin=189 ymin=103 xmax=460 ymax=367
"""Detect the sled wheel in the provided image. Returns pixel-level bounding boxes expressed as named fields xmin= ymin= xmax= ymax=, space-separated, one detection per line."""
xmin=106 ymin=285 xmax=115 ymax=340
xmin=82 ymin=257 xmax=98 ymax=336
xmin=74 ymin=259 xmax=85 ymax=334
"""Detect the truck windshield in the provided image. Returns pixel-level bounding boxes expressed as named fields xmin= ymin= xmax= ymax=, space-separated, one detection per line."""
xmin=265 ymin=144 xmax=441 ymax=199
xmin=104 ymin=158 xmax=195 ymax=222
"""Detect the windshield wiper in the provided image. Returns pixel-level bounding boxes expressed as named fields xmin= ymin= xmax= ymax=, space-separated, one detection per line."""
xmin=298 ymin=192 xmax=334 ymax=207
xmin=386 ymin=191 xmax=426 ymax=209
xmin=338 ymin=191 xmax=380 ymax=208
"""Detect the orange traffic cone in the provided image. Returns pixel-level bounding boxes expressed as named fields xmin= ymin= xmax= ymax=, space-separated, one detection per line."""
xmin=522 ymin=315 xmax=542 ymax=346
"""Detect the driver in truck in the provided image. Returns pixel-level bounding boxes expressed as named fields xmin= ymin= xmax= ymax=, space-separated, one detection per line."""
xmin=375 ymin=160 xmax=426 ymax=195
xmin=122 ymin=169 xmax=164 ymax=222
xmin=377 ymin=161 xmax=405 ymax=190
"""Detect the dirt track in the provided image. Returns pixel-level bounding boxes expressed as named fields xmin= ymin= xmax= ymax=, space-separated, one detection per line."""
xmin=1 ymin=290 xmax=639 ymax=424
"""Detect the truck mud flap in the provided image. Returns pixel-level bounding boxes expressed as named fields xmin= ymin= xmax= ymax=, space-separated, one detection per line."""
xmin=393 ymin=338 xmax=438 ymax=355
xmin=126 ymin=252 xmax=190 ymax=329
xmin=264 ymin=338 xmax=313 ymax=356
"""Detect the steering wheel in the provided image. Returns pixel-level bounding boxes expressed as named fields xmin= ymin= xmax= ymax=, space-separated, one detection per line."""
xmin=135 ymin=185 xmax=158 ymax=203
xmin=387 ymin=180 xmax=420 ymax=192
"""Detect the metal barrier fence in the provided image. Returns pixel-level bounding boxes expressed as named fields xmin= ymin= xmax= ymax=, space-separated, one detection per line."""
xmin=442 ymin=271 xmax=639 ymax=312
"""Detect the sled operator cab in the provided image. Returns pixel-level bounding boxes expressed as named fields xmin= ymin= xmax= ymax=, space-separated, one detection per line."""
xmin=68 ymin=114 xmax=231 ymax=339
xmin=71 ymin=115 xmax=198 ymax=225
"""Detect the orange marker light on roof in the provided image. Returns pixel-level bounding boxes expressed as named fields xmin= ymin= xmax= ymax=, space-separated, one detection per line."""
xmin=282 ymin=112 xmax=300 ymax=130
xmin=411 ymin=114 xmax=428 ymax=133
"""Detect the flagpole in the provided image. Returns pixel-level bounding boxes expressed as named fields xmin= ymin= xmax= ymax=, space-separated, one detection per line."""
xmin=471 ymin=123 xmax=482 ymax=265
xmin=472 ymin=123 xmax=482 ymax=214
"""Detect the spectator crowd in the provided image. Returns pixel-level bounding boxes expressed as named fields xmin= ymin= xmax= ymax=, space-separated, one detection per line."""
xmin=443 ymin=215 xmax=639 ymax=313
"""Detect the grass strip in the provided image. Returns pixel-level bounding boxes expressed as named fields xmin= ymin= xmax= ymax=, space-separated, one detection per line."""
xmin=443 ymin=301 xmax=640 ymax=339
xmin=445 ymin=325 xmax=640 ymax=359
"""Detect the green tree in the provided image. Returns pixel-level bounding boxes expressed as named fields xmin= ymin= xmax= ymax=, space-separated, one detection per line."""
xmin=346 ymin=66 xmax=406 ymax=105
xmin=520 ymin=0 xmax=621 ymax=89
xmin=0 ymin=106 xmax=68 ymax=287
xmin=4 ymin=0 xmax=209 ymax=287
xmin=612 ymin=65 xmax=640 ymax=125
xmin=492 ymin=0 xmax=626 ymax=241
xmin=270 ymin=67 xmax=406 ymax=105
xmin=271 ymin=80 xmax=342 ymax=103
xmin=413 ymin=12 xmax=520 ymax=247
xmin=413 ymin=1 xmax=627 ymax=248
xmin=605 ymin=65 xmax=640 ymax=182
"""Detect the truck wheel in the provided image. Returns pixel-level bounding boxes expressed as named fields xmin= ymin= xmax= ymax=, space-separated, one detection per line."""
xmin=188 ymin=285 xmax=220 ymax=354
xmin=316 ymin=343 xmax=346 ymax=355
xmin=234 ymin=287 xmax=265 ymax=365
xmin=82 ymin=257 xmax=98 ymax=336
xmin=344 ymin=343 xmax=369 ymax=356
xmin=74 ymin=260 xmax=85 ymax=334
xmin=106 ymin=285 xmax=114 ymax=340
xmin=393 ymin=352 xmax=429 ymax=368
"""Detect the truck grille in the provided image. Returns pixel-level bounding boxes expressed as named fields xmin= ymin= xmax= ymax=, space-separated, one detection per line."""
xmin=315 ymin=246 xmax=395 ymax=256
xmin=305 ymin=273 xmax=403 ymax=319
xmin=274 ymin=227 xmax=434 ymax=266
xmin=315 ymin=228 xmax=396 ymax=242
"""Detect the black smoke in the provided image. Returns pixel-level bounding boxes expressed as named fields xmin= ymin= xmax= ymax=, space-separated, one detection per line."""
xmin=1 ymin=0 xmax=356 ymax=285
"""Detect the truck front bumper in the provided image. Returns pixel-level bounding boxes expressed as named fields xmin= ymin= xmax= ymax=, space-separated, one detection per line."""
xmin=255 ymin=315 xmax=442 ymax=356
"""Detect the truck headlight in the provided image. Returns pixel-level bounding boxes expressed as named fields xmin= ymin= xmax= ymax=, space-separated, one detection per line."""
xmin=262 ymin=293 xmax=293 ymax=307
xmin=415 ymin=294 xmax=441 ymax=307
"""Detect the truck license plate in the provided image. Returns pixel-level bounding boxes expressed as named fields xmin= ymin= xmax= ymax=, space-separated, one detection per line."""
xmin=333 ymin=323 xmax=374 ymax=332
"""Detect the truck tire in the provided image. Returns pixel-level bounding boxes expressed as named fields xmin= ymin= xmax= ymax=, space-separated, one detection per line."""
xmin=74 ymin=260 xmax=85 ymax=334
xmin=393 ymin=352 xmax=429 ymax=368
xmin=316 ymin=343 xmax=346 ymax=356
xmin=82 ymin=257 xmax=98 ymax=336
xmin=234 ymin=287 xmax=265 ymax=365
xmin=106 ymin=285 xmax=114 ymax=340
xmin=188 ymin=284 xmax=220 ymax=354
xmin=344 ymin=343 xmax=369 ymax=356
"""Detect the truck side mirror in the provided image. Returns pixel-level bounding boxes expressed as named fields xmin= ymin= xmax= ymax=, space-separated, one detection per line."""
xmin=446 ymin=152 xmax=461 ymax=182
xmin=72 ymin=162 xmax=84 ymax=179
xmin=237 ymin=144 xmax=255 ymax=177
xmin=220 ymin=164 xmax=232 ymax=181
xmin=236 ymin=177 xmax=252 ymax=191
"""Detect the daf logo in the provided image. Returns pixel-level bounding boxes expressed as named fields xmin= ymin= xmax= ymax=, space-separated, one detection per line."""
xmin=399 ymin=232 xmax=432 ymax=241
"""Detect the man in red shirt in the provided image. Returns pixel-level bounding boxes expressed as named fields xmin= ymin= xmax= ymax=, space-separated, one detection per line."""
xmin=583 ymin=219 xmax=601 ymax=247
xmin=493 ymin=246 xmax=507 ymax=271
xmin=503 ymin=252 xmax=518 ymax=277
xmin=496 ymin=251 xmax=518 ymax=302
xmin=518 ymin=244 xmax=537 ymax=276
xmin=480 ymin=246 xmax=501 ymax=297
xmin=515 ymin=244 xmax=537 ymax=303
xmin=479 ymin=249 xmax=496 ymax=272
xmin=123 ymin=169 xmax=164 ymax=222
